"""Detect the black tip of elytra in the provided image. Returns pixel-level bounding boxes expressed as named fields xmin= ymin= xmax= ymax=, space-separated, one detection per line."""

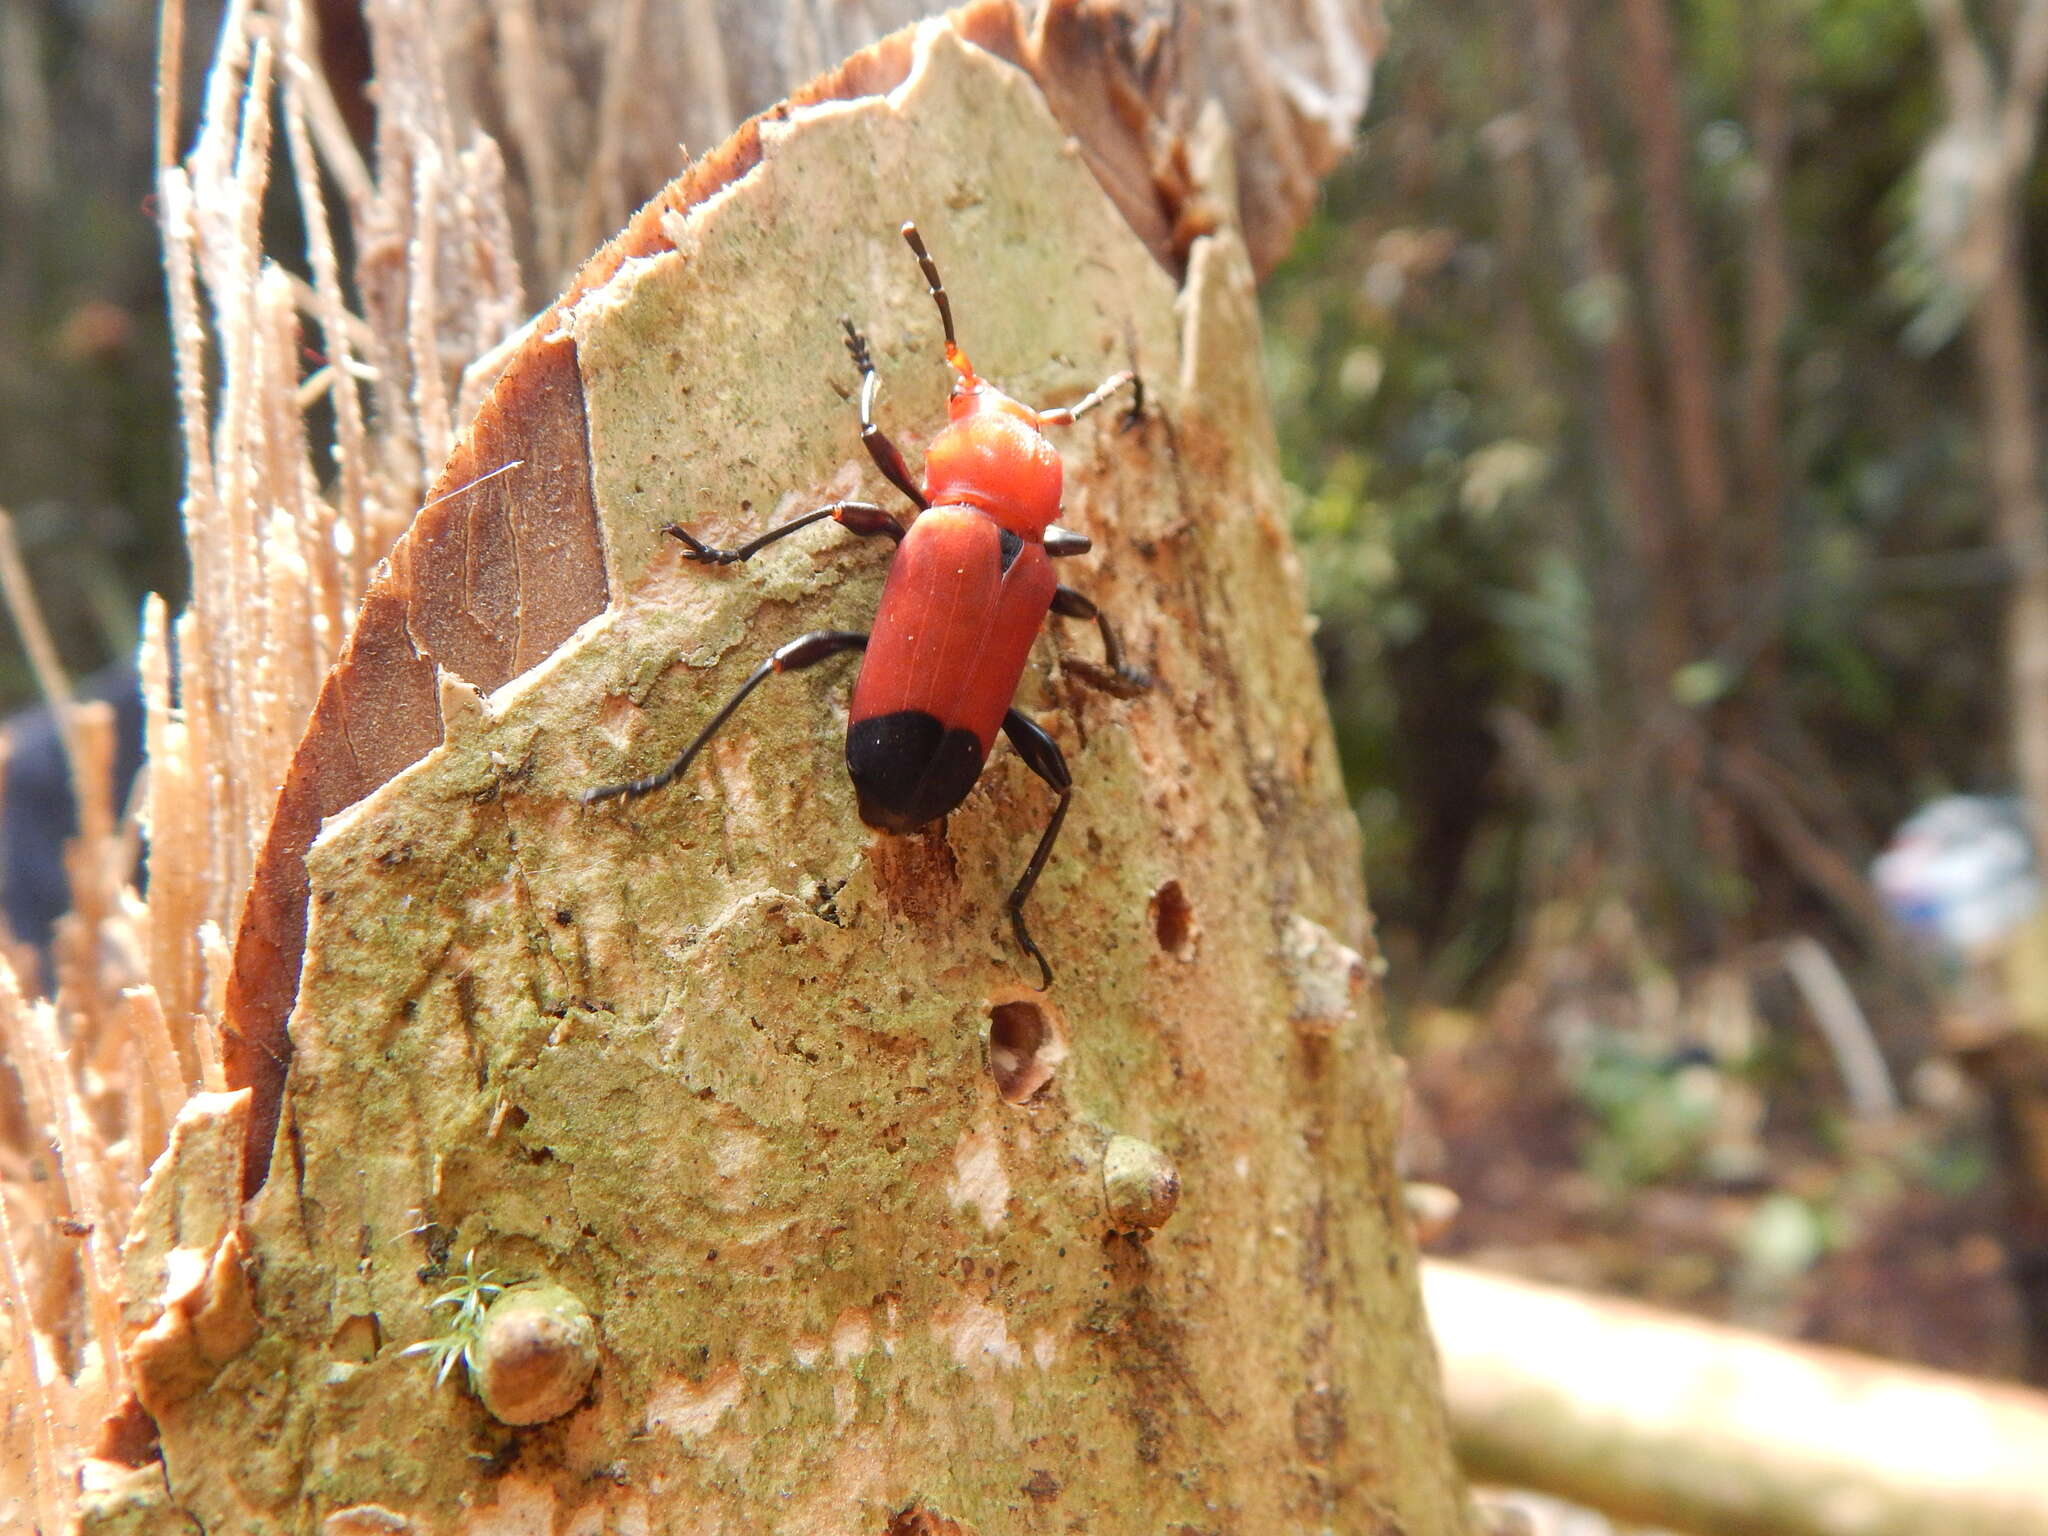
xmin=847 ymin=711 xmax=984 ymax=831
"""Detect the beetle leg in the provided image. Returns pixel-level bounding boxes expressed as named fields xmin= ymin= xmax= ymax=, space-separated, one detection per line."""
xmin=1118 ymin=372 xmax=1146 ymax=432
xmin=999 ymin=709 xmax=1074 ymax=990
xmin=1042 ymin=526 xmax=1092 ymax=558
xmin=1037 ymin=369 xmax=1137 ymax=428
xmin=1050 ymin=585 xmax=1152 ymax=696
xmin=665 ymin=500 xmax=901 ymax=565
xmin=581 ymin=630 xmax=869 ymax=805
xmin=842 ymin=322 xmax=929 ymax=510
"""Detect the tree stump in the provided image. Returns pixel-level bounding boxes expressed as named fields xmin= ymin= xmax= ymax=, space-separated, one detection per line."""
xmin=97 ymin=21 xmax=1471 ymax=1534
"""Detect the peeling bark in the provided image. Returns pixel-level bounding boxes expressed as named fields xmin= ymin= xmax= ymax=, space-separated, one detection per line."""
xmin=100 ymin=21 xmax=1471 ymax=1535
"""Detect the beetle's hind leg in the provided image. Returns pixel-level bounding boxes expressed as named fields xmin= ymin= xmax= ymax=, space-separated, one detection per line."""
xmin=581 ymin=630 xmax=868 ymax=806
xmin=1049 ymin=585 xmax=1152 ymax=697
xmin=999 ymin=709 xmax=1074 ymax=990
xmin=842 ymin=321 xmax=928 ymax=510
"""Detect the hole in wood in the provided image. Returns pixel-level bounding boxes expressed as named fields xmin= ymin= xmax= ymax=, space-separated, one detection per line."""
xmin=885 ymin=1501 xmax=969 ymax=1536
xmin=988 ymin=1001 xmax=1058 ymax=1104
xmin=1151 ymin=879 xmax=1194 ymax=956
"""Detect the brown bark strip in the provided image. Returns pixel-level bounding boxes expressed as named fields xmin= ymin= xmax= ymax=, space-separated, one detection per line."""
xmin=222 ymin=332 xmax=604 ymax=1191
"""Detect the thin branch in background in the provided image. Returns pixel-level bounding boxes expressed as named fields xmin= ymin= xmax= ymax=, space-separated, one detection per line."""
xmin=1918 ymin=0 xmax=2048 ymax=839
xmin=1718 ymin=745 xmax=1899 ymax=948
xmin=117 ymin=983 xmax=188 ymax=1163
xmin=1999 ymin=0 xmax=2048 ymax=172
xmin=1617 ymin=0 xmax=1733 ymax=652
xmin=1738 ymin=0 xmax=1793 ymax=684
xmin=1778 ymin=935 xmax=1900 ymax=1119
xmin=0 ymin=509 xmax=83 ymax=797
xmin=286 ymin=2 xmax=372 ymax=212
xmin=1524 ymin=0 xmax=1684 ymax=894
xmin=407 ymin=141 xmax=454 ymax=478
xmin=51 ymin=703 xmax=119 ymax=1053
xmin=0 ymin=4 xmax=57 ymax=202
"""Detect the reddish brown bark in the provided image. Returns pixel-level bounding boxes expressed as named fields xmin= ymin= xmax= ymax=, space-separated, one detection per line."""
xmin=222 ymin=332 xmax=607 ymax=1190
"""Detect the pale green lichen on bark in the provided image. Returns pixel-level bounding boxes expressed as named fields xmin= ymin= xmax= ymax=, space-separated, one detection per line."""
xmin=103 ymin=23 xmax=1474 ymax=1536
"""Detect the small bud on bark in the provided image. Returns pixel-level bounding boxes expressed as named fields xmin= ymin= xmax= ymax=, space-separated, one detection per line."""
xmin=1102 ymin=1136 xmax=1180 ymax=1232
xmin=472 ymin=1282 xmax=598 ymax=1426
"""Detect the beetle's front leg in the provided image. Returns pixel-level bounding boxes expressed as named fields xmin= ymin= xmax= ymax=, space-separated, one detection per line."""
xmin=842 ymin=322 xmax=929 ymax=511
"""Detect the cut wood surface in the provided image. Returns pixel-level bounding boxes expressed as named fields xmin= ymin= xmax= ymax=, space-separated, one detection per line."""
xmin=101 ymin=16 xmax=1474 ymax=1534
xmin=1426 ymin=1260 xmax=2048 ymax=1536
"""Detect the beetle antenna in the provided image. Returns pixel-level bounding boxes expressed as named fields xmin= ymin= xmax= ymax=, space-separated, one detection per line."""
xmin=899 ymin=223 xmax=954 ymax=347
xmin=900 ymin=222 xmax=976 ymax=387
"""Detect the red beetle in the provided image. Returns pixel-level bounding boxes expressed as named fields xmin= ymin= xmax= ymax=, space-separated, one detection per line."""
xmin=585 ymin=223 xmax=1146 ymax=986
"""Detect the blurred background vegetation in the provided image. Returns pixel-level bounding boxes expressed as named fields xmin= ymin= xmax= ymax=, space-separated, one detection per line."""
xmin=1266 ymin=0 xmax=2048 ymax=1384
xmin=1272 ymin=0 xmax=2000 ymax=989
xmin=6 ymin=0 xmax=2048 ymax=1404
xmin=0 ymin=0 xmax=189 ymax=695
